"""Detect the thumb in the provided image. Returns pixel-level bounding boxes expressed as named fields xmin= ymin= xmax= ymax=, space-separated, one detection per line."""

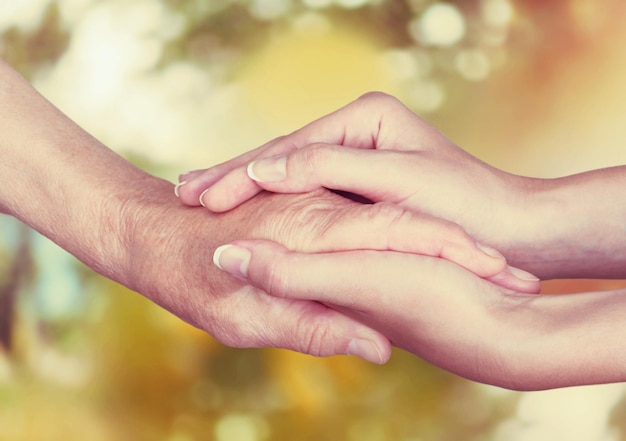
xmin=212 ymin=243 xmax=391 ymax=364
xmin=246 ymin=144 xmax=414 ymax=203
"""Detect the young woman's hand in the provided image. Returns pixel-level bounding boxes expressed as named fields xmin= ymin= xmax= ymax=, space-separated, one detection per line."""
xmin=177 ymin=92 xmax=626 ymax=280
xmin=213 ymin=238 xmax=626 ymax=391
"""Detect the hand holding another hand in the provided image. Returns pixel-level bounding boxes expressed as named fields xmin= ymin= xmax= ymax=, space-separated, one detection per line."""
xmin=177 ymin=92 xmax=527 ymax=246
xmin=133 ymin=181 xmax=538 ymax=366
xmin=212 ymin=238 xmax=544 ymax=390
xmin=213 ymin=238 xmax=626 ymax=391
xmin=173 ymin=91 xmax=626 ymax=389
xmin=177 ymin=92 xmax=540 ymax=289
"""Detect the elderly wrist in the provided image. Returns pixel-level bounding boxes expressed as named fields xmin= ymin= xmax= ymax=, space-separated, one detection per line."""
xmin=108 ymin=175 xmax=183 ymax=291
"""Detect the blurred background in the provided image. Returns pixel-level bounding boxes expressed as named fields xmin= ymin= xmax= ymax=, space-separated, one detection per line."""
xmin=2 ymin=0 xmax=626 ymax=440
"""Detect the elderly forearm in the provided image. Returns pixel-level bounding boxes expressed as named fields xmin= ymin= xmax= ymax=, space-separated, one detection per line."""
xmin=0 ymin=58 xmax=164 ymax=282
xmin=0 ymin=59 xmax=397 ymax=360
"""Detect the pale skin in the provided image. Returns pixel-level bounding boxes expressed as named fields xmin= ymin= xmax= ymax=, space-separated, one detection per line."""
xmin=178 ymin=92 xmax=626 ymax=390
xmin=0 ymin=60 xmax=537 ymax=364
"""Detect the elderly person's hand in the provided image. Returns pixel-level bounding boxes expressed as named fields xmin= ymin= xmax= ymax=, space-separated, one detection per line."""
xmin=122 ymin=182 xmax=540 ymax=362
xmin=0 ymin=59 xmax=537 ymax=362
xmin=0 ymin=58 xmax=390 ymax=361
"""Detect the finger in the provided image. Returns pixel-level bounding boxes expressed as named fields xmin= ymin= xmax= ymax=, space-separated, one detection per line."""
xmin=176 ymin=151 xmax=265 ymax=206
xmin=207 ymin=284 xmax=391 ymax=364
xmin=487 ymin=266 xmax=541 ymax=294
xmin=177 ymin=169 xmax=205 ymax=183
xmin=180 ymin=92 xmax=426 ymax=210
xmin=182 ymin=92 xmax=436 ymax=210
xmin=317 ymin=201 xmax=541 ymax=289
xmin=301 ymin=201 xmax=507 ymax=279
xmin=212 ymin=240 xmax=416 ymax=308
xmin=213 ymin=241 xmax=497 ymax=377
xmin=198 ymin=165 xmax=266 ymax=212
xmin=176 ymin=167 xmax=228 ymax=205
xmin=198 ymin=143 xmax=418 ymax=212
xmin=198 ymin=136 xmax=312 ymax=211
xmin=178 ymin=137 xmax=303 ymax=210
xmin=259 ymin=91 xmax=436 ymax=152
xmin=175 ymin=137 xmax=289 ymax=206
xmin=247 ymin=144 xmax=422 ymax=204
xmin=214 ymin=237 xmax=537 ymax=308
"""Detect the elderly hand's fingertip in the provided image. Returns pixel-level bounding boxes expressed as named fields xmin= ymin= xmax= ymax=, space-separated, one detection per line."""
xmin=347 ymin=338 xmax=386 ymax=364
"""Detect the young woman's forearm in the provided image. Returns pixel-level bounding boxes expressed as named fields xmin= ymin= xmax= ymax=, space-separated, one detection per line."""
xmin=170 ymin=91 xmax=626 ymax=281
xmin=514 ymin=166 xmax=626 ymax=279
xmin=506 ymin=286 xmax=626 ymax=390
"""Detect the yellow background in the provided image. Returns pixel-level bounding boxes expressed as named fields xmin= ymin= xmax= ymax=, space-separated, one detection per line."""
xmin=2 ymin=1 xmax=626 ymax=440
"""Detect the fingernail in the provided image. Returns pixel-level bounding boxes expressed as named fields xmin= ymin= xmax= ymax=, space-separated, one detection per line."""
xmin=477 ymin=243 xmax=505 ymax=260
xmin=199 ymin=188 xmax=209 ymax=207
xmin=507 ymin=265 xmax=540 ymax=282
xmin=247 ymin=156 xmax=287 ymax=182
xmin=213 ymin=244 xmax=251 ymax=279
xmin=174 ymin=181 xmax=187 ymax=198
xmin=347 ymin=339 xmax=383 ymax=364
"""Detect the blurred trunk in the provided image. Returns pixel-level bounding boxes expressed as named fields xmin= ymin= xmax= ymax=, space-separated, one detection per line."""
xmin=0 ymin=229 xmax=31 ymax=353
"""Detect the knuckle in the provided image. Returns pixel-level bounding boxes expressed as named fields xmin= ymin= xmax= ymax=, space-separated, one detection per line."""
xmin=253 ymin=190 xmax=337 ymax=251
xmin=297 ymin=315 xmax=333 ymax=357
xmin=259 ymin=257 xmax=290 ymax=298
xmin=429 ymin=220 xmax=479 ymax=261
xmin=443 ymin=220 xmax=471 ymax=240
xmin=440 ymin=221 xmax=474 ymax=248
xmin=366 ymin=202 xmax=412 ymax=248
xmin=264 ymin=135 xmax=295 ymax=156
xmin=298 ymin=143 xmax=331 ymax=170
xmin=368 ymin=201 xmax=410 ymax=228
xmin=363 ymin=202 xmax=474 ymax=256
xmin=357 ymin=91 xmax=404 ymax=113
xmin=357 ymin=91 xmax=397 ymax=106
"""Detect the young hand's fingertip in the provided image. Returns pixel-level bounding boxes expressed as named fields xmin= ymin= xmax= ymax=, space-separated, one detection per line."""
xmin=246 ymin=161 xmax=261 ymax=182
xmin=247 ymin=156 xmax=287 ymax=183
xmin=501 ymin=266 xmax=542 ymax=294
xmin=507 ymin=265 xmax=540 ymax=282
xmin=213 ymin=244 xmax=251 ymax=279
xmin=178 ymin=171 xmax=191 ymax=183
xmin=174 ymin=180 xmax=187 ymax=198
xmin=199 ymin=188 xmax=209 ymax=208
